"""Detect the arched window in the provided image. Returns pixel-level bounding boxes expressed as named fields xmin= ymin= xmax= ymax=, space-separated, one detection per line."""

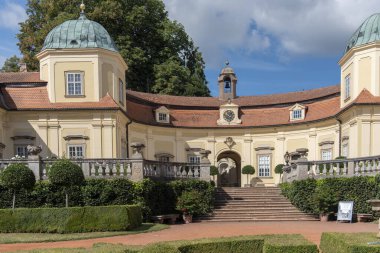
xmin=224 ymin=77 xmax=231 ymax=93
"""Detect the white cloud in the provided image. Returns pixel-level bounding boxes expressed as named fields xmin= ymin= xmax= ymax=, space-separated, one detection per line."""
xmin=0 ymin=1 xmax=27 ymax=30
xmin=163 ymin=0 xmax=379 ymax=67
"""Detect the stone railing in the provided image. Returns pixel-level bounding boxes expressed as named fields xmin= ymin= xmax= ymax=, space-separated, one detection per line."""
xmin=143 ymin=160 xmax=210 ymax=180
xmin=283 ymin=155 xmax=380 ymax=183
xmin=0 ymin=157 xmax=210 ymax=182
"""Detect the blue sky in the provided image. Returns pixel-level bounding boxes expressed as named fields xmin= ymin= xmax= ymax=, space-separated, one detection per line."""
xmin=0 ymin=0 xmax=379 ymax=97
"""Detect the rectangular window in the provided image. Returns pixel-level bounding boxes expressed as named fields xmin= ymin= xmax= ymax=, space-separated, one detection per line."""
xmin=159 ymin=156 xmax=170 ymax=162
xmin=68 ymin=145 xmax=84 ymax=159
xmin=66 ymin=72 xmax=83 ymax=96
xmin=15 ymin=145 xmax=28 ymax=158
xmin=119 ymin=79 xmax=124 ymax=104
xmin=321 ymin=149 xmax=332 ymax=160
xmin=188 ymin=155 xmax=201 ymax=164
xmin=158 ymin=113 xmax=168 ymax=122
xmin=258 ymin=155 xmax=271 ymax=177
xmin=292 ymin=109 xmax=303 ymax=119
xmin=345 ymin=75 xmax=350 ymax=100
xmin=342 ymin=144 xmax=349 ymax=157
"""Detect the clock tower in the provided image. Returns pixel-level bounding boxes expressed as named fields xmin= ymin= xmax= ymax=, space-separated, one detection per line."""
xmin=218 ymin=61 xmax=237 ymax=100
xmin=217 ymin=99 xmax=241 ymax=125
xmin=217 ymin=62 xmax=241 ymax=125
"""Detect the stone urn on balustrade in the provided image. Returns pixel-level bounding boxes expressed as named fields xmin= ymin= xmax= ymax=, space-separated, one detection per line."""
xmin=367 ymin=200 xmax=380 ymax=237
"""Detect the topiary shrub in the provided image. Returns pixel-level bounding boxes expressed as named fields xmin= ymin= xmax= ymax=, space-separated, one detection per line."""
xmin=242 ymin=165 xmax=255 ymax=185
xmin=0 ymin=163 xmax=35 ymax=210
xmin=48 ymin=159 xmax=84 ymax=207
xmin=275 ymin=164 xmax=284 ymax=174
xmin=210 ymin=166 xmax=219 ymax=176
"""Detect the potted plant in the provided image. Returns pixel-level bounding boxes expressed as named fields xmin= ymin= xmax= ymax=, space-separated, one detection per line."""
xmin=176 ymin=190 xmax=204 ymax=224
xmin=274 ymin=164 xmax=284 ymax=183
xmin=210 ymin=165 xmax=219 ymax=187
xmin=313 ymin=187 xmax=337 ymax=222
xmin=242 ymin=165 xmax=255 ymax=187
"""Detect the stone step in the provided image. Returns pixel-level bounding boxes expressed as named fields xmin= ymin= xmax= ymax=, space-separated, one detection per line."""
xmin=214 ymin=206 xmax=296 ymax=210
xmin=214 ymin=207 xmax=302 ymax=213
xmin=197 ymin=217 xmax=318 ymax=222
xmin=198 ymin=187 xmax=318 ymax=222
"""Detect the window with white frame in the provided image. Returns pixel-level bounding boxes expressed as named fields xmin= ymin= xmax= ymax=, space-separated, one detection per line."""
xmin=66 ymin=72 xmax=83 ymax=96
xmin=68 ymin=145 xmax=84 ymax=159
xmin=342 ymin=143 xmax=349 ymax=157
xmin=119 ymin=79 xmax=124 ymax=104
xmin=292 ymin=109 xmax=302 ymax=120
xmin=188 ymin=155 xmax=201 ymax=164
xmin=258 ymin=155 xmax=271 ymax=177
xmin=158 ymin=113 xmax=168 ymax=122
xmin=345 ymin=74 xmax=351 ymax=100
xmin=15 ymin=145 xmax=28 ymax=158
xmin=321 ymin=149 xmax=332 ymax=160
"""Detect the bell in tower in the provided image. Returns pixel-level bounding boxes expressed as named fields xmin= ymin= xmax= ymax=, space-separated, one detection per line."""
xmin=218 ymin=61 xmax=237 ymax=100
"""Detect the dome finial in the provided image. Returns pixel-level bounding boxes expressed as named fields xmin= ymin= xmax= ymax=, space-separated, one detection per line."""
xmin=79 ymin=0 xmax=87 ymax=20
xmin=80 ymin=0 xmax=85 ymax=13
xmin=225 ymin=60 xmax=230 ymax=66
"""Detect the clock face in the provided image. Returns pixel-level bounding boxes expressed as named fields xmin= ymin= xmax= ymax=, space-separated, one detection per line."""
xmin=223 ymin=110 xmax=235 ymax=122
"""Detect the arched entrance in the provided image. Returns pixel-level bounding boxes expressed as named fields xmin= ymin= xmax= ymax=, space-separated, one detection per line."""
xmin=217 ymin=151 xmax=241 ymax=187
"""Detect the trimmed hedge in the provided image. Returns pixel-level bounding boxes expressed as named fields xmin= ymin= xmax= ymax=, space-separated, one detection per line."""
xmin=280 ymin=176 xmax=379 ymax=215
xmin=0 ymin=178 xmax=214 ymax=219
xmin=320 ymin=233 xmax=380 ymax=253
xmin=0 ymin=205 xmax=141 ymax=233
xmin=9 ymin=235 xmax=317 ymax=253
xmin=178 ymin=239 xmax=264 ymax=253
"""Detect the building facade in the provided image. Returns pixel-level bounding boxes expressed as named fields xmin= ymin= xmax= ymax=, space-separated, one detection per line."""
xmin=1 ymin=9 xmax=380 ymax=187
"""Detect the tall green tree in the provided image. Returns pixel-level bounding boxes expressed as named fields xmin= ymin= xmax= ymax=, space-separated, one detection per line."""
xmin=1 ymin=55 xmax=21 ymax=72
xmin=17 ymin=0 xmax=210 ymax=96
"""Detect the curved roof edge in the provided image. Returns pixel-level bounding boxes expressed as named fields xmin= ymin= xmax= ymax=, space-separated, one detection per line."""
xmin=126 ymin=85 xmax=340 ymax=108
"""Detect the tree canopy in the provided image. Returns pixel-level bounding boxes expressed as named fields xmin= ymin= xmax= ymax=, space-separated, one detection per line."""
xmin=17 ymin=0 xmax=210 ymax=96
xmin=1 ymin=55 xmax=20 ymax=72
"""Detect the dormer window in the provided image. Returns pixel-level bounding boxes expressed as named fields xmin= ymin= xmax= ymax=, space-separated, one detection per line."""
xmin=155 ymin=106 xmax=170 ymax=123
xmin=292 ymin=109 xmax=302 ymax=119
xmin=158 ymin=113 xmax=167 ymax=122
xmin=289 ymin=103 xmax=306 ymax=121
xmin=66 ymin=72 xmax=84 ymax=96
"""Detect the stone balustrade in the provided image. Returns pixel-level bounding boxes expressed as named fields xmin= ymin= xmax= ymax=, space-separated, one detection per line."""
xmin=0 ymin=158 xmax=210 ymax=182
xmin=283 ymin=155 xmax=380 ymax=183
xmin=143 ymin=160 xmax=210 ymax=181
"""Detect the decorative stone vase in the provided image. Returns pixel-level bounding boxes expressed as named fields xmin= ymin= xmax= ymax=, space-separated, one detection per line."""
xmin=183 ymin=214 xmax=193 ymax=224
xmin=367 ymin=200 xmax=380 ymax=237
xmin=320 ymin=213 xmax=329 ymax=222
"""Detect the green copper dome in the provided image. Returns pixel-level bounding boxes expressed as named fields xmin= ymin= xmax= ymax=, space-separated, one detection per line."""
xmin=42 ymin=13 xmax=118 ymax=52
xmin=345 ymin=13 xmax=380 ymax=53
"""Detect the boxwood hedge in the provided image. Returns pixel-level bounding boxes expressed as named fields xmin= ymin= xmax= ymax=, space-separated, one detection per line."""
xmin=320 ymin=233 xmax=380 ymax=253
xmin=280 ymin=176 xmax=380 ymax=215
xmin=0 ymin=178 xmax=214 ymax=219
xmin=0 ymin=205 xmax=141 ymax=233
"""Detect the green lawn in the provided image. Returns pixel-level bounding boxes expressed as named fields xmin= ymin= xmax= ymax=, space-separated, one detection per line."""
xmin=0 ymin=223 xmax=168 ymax=244
xmin=12 ymin=234 xmax=317 ymax=253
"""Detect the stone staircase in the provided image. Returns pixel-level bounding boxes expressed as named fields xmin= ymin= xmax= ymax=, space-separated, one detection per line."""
xmin=197 ymin=187 xmax=318 ymax=222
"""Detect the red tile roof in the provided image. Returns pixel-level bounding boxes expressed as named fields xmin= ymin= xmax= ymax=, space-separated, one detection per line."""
xmin=126 ymin=85 xmax=340 ymax=108
xmin=0 ymin=86 xmax=119 ymax=110
xmin=0 ymin=72 xmax=44 ymax=84
xmin=126 ymin=96 xmax=341 ymax=128
xmin=2 ymin=72 xmax=380 ymax=128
